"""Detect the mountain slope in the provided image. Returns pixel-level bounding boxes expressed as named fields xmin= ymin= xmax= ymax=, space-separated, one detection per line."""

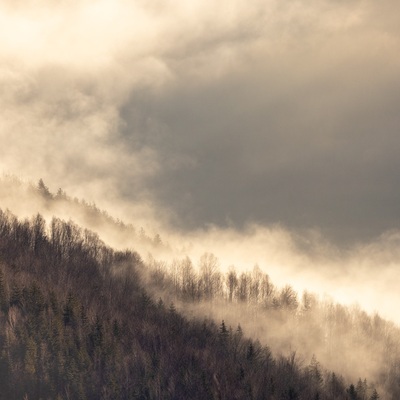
xmin=0 ymin=208 xmax=369 ymax=399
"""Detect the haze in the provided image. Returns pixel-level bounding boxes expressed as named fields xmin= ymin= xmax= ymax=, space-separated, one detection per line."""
xmin=1 ymin=1 xmax=400 ymax=321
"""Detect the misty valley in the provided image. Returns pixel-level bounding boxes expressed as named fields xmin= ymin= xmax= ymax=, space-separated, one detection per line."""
xmin=0 ymin=177 xmax=397 ymax=399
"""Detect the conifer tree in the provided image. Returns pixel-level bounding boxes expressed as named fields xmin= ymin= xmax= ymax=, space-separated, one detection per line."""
xmin=0 ymin=269 xmax=9 ymax=313
xmin=369 ymin=388 xmax=379 ymax=400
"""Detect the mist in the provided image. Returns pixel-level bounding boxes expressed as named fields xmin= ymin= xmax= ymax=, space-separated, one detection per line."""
xmin=1 ymin=2 xmax=400 ymax=392
xmin=2 ymin=175 xmax=400 ymax=332
xmin=1 ymin=0 xmax=400 ymax=240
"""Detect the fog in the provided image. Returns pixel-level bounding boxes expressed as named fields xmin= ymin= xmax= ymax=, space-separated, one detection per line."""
xmin=1 ymin=175 xmax=400 ymax=333
xmin=1 ymin=0 xmax=400 ymax=367
xmin=158 ymin=225 xmax=400 ymax=327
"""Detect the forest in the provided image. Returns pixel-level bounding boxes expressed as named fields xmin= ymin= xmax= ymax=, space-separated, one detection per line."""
xmin=0 ymin=177 xmax=396 ymax=399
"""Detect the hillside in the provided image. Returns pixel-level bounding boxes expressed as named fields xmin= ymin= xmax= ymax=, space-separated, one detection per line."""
xmin=0 ymin=207 xmax=378 ymax=399
xmin=0 ymin=175 xmax=164 ymax=253
xmin=1 ymin=0 xmax=398 ymax=396
xmin=147 ymin=255 xmax=400 ymax=398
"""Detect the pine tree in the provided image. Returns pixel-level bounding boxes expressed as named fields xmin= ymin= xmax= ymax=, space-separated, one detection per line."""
xmin=218 ymin=320 xmax=230 ymax=349
xmin=112 ymin=319 xmax=120 ymax=338
xmin=90 ymin=315 xmax=103 ymax=349
xmin=10 ymin=282 xmax=22 ymax=308
xmin=24 ymin=337 xmax=37 ymax=375
xmin=347 ymin=384 xmax=358 ymax=400
xmin=63 ymin=292 xmax=78 ymax=327
xmin=356 ymin=378 xmax=367 ymax=400
xmin=0 ymin=269 xmax=9 ymax=313
xmin=308 ymin=355 xmax=323 ymax=387
xmin=169 ymin=302 xmax=176 ymax=314
xmin=369 ymin=388 xmax=379 ymax=400
xmin=247 ymin=342 xmax=255 ymax=361
xmin=37 ymin=179 xmax=52 ymax=199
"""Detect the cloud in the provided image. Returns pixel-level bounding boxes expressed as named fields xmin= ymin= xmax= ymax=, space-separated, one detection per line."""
xmin=119 ymin=0 xmax=400 ymax=243
xmin=0 ymin=0 xmax=399 ymax=242
xmin=3 ymin=2 xmax=400 ymax=387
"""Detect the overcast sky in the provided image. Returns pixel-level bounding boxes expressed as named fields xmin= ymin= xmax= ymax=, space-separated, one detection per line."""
xmin=1 ymin=0 xmax=400 ymax=245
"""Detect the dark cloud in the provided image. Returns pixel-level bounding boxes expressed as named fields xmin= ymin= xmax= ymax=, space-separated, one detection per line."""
xmin=120 ymin=28 xmax=400 ymax=244
xmin=2 ymin=0 xmax=400 ymax=324
xmin=1 ymin=0 xmax=400 ymax=245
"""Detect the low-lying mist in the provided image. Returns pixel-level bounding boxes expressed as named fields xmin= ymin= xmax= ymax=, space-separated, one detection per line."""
xmin=3 ymin=176 xmax=400 ymax=396
xmin=1 ymin=175 xmax=400 ymax=327
xmin=2 ymin=2 xmax=400 ymax=397
xmin=143 ymin=254 xmax=400 ymax=397
xmin=164 ymin=225 xmax=400 ymax=326
xmin=2 ymin=0 xmax=400 ymax=331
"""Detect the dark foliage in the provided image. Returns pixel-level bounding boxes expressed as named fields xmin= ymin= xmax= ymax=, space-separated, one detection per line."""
xmin=0 ymin=209 xmax=376 ymax=399
xmin=149 ymin=257 xmax=400 ymax=399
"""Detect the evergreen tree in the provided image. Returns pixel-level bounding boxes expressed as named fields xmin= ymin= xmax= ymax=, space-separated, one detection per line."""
xmin=0 ymin=269 xmax=8 ymax=313
xmin=369 ymin=388 xmax=379 ymax=400
xmin=347 ymin=384 xmax=358 ymax=400
xmin=37 ymin=179 xmax=52 ymax=199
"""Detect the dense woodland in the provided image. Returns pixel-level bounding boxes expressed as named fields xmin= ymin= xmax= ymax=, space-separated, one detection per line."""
xmin=0 ymin=178 xmax=394 ymax=399
xmin=0 ymin=207 xmax=380 ymax=399
xmin=147 ymin=253 xmax=400 ymax=398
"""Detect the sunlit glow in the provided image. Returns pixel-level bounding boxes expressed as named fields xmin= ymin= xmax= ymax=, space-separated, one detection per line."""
xmin=1 ymin=0 xmax=400 ymax=344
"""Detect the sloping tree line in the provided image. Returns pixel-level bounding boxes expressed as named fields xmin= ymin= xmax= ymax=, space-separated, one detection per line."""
xmin=147 ymin=255 xmax=400 ymax=399
xmin=0 ymin=176 xmax=163 ymax=249
xmin=0 ymin=209 xmax=372 ymax=399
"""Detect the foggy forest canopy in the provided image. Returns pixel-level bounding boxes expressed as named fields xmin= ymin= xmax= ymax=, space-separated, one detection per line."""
xmin=0 ymin=176 xmax=399 ymax=399
xmin=1 ymin=1 xmax=400 ymax=399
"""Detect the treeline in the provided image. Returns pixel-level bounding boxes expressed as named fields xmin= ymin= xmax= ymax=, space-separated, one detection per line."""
xmin=0 ymin=175 xmax=163 ymax=249
xmin=0 ymin=209 xmax=369 ymax=399
xmin=148 ymin=254 xmax=400 ymax=398
xmin=148 ymin=253 xmax=293 ymax=307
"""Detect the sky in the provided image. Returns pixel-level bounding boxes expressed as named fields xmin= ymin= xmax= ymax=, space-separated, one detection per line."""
xmin=2 ymin=0 xmax=400 ymax=327
xmin=1 ymin=0 xmax=400 ymax=245
xmin=0 ymin=0 xmax=400 ymax=246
